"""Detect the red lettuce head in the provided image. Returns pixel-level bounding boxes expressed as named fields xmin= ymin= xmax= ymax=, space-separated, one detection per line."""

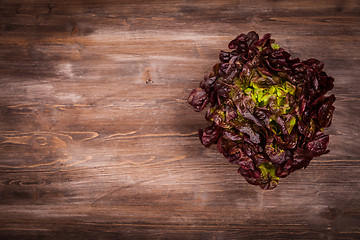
xmin=188 ymin=31 xmax=335 ymax=190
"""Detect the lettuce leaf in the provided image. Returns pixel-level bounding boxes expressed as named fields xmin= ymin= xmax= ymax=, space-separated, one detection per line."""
xmin=188 ymin=31 xmax=335 ymax=190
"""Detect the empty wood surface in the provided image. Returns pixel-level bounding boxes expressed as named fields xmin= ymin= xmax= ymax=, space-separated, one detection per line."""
xmin=0 ymin=0 xmax=359 ymax=239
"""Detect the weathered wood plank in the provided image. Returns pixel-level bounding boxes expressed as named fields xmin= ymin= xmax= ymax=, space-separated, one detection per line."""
xmin=0 ymin=0 xmax=359 ymax=239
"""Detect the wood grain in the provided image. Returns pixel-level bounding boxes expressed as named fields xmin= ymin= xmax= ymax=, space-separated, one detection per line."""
xmin=0 ymin=0 xmax=360 ymax=239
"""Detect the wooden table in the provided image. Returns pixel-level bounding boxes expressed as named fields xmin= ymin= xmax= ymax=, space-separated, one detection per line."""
xmin=1 ymin=0 xmax=359 ymax=239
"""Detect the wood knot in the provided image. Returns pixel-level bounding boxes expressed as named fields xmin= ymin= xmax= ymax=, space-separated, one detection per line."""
xmin=71 ymin=25 xmax=79 ymax=37
xmin=48 ymin=3 xmax=54 ymax=14
xmin=142 ymin=67 xmax=154 ymax=84
xmin=146 ymin=76 xmax=153 ymax=84
xmin=321 ymin=207 xmax=339 ymax=220
xmin=7 ymin=179 xmax=50 ymax=186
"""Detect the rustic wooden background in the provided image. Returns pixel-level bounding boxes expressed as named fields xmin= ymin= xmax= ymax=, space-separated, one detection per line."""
xmin=0 ymin=0 xmax=359 ymax=239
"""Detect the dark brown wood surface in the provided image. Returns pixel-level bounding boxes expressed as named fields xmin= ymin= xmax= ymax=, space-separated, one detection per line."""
xmin=0 ymin=0 xmax=359 ymax=239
